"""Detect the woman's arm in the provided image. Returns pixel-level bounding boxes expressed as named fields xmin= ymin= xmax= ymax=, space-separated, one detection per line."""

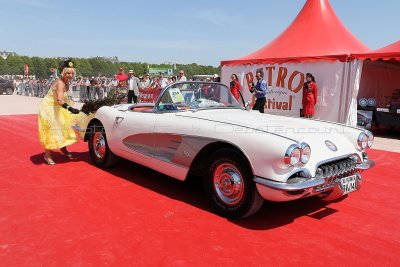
xmin=54 ymin=80 xmax=79 ymax=114
xmin=313 ymin=83 xmax=318 ymax=105
xmin=302 ymin=83 xmax=307 ymax=105
xmin=54 ymin=80 xmax=66 ymax=106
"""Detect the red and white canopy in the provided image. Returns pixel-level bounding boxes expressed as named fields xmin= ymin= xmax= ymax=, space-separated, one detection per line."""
xmin=221 ymin=0 xmax=370 ymax=66
xmin=353 ymin=40 xmax=400 ymax=61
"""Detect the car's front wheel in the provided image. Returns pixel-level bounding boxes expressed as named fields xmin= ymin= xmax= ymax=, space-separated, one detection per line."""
xmin=203 ymin=148 xmax=264 ymax=219
xmin=88 ymin=124 xmax=118 ymax=168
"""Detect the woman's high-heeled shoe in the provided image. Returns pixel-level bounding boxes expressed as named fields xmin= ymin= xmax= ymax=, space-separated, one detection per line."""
xmin=60 ymin=147 xmax=73 ymax=159
xmin=44 ymin=156 xmax=56 ymax=165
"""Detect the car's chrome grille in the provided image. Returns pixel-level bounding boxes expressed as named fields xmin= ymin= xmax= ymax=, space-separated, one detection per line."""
xmin=315 ymin=158 xmax=357 ymax=192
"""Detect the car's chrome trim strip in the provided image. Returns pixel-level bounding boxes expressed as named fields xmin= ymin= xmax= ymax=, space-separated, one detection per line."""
xmin=123 ymin=143 xmax=190 ymax=170
xmin=254 ymin=176 xmax=325 ymax=191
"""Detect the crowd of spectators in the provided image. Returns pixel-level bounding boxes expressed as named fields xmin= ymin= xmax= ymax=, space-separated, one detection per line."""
xmin=5 ymin=76 xmax=56 ymax=98
xmin=74 ymin=69 xmax=189 ymax=102
xmin=0 ymin=70 xmax=221 ymax=103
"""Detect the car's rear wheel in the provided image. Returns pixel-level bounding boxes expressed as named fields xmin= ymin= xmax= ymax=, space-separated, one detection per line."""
xmin=88 ymin=124 xmax=118 ymax=168
xmin=6 ymin=88 xmax=13 ymax=95
xmin=203 ymin=148 xmax=264 ymax=219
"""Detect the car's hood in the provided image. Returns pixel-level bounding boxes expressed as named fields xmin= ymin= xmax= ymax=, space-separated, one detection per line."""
xmin=176 ymin=109 xmax=361 ymax=153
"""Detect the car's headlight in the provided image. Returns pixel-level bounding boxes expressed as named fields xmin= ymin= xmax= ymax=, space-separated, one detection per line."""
xmin=300 ymin=143 xmax=311 ymax=164
xmin=284 ymin=144 xmax=301 ymax=166
xmin=285 ymin=143 xmax=311 ymax=166
xmin=357 ymin=132 xmax=368 ymax=150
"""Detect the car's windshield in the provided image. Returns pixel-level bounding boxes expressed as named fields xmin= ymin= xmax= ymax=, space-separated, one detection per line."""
xmin=156 ymin=82 xmax=241 ymax=111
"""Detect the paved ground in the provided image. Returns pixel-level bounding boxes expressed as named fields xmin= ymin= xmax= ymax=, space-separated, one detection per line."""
xmin=0 ymin=95 xmax=83 ymax=115
xmin=1 ymin=94 xmax=398 ymax=152
xmin=374 ymin=135 xmax=400 ymax=152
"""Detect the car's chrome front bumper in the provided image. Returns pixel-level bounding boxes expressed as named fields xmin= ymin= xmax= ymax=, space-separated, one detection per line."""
xmin=254 ymin=159 xmax=375 ymax=202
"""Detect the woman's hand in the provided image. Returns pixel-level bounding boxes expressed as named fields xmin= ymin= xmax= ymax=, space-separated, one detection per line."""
xmin=62 ymin=103 xmax=80 ymax=114
xmin=68 ymin=107 xmax=80 ymax=114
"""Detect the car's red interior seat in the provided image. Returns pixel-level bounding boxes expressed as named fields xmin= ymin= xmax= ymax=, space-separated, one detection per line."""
xmin=130 ymin=106 xmax=154 ymax=112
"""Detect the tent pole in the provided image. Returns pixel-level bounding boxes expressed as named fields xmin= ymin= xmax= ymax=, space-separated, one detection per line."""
xmin=344 ymin=60 xmax=353 ymax=124
xmin=338 ymin=62 xmax=348 ymax=123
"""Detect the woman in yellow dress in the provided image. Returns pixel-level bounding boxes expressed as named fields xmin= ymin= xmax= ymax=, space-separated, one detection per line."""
xmin=38 ymin=58 xmax=81 ymax=165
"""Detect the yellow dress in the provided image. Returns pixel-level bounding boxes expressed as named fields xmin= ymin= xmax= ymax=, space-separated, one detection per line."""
xmin=38 ymin=88 xmax=79 ymax=150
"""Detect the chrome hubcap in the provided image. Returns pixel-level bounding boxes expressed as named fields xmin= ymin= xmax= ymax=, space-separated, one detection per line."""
xmin=93 ymin=132 xmax=106 ymax=159
xmin=213 ymin=163 xmax=244 ymax=206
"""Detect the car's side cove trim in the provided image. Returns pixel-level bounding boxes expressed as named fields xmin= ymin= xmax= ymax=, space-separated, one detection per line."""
xmin=122 ymin=133 xmax=217 ymax=168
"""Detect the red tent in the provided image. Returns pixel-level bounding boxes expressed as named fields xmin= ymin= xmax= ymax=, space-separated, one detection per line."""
xmin=356 ymin=40 xmax=400 ymax=109
xmin=353 ymin=40 xmax=400 ymax=61
xmin=221 ymin=0 xmax=370 ymax=66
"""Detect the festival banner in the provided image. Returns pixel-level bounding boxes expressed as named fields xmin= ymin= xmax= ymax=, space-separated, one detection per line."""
xmin=221 ymin=61 xmax=362 ymax=124
xmin=139 ymin=87 xmax=162 ymax=103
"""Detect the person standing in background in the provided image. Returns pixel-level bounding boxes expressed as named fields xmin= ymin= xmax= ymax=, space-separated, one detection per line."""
xmin=159 ymin=73 xmax=169 ymax=89
xmin=302 ymin=73 xmax=318 ymax=118
xmin=84 ymin=77 xmax=90 ymax=100
xmin=229 ymin=74 xmax=240 ymax=101
xmin=14 ymin=77 xmax=22 ymax=95
xmin=116 ymin=68 xmax=128 ymax=93
xmin=116 ymin=68 xmax=128 ymax=101
xmin=141 ymin=74 xmax=151 ymax=89
xmin=89 ymin=76 xmax=96 ymax=100
xmin=127 ymin=70 xmax=140 ymax=103
xmin=151 ymin=76 xmax=161 ymax=90
xmin=110 ymin=75 xmax=118 ymax=97
xmin=251 ymin=71 xmax=267 ymax=113
xmin=76 ymin=77 xmax=84 ymax=102
xmin=93 ymin=77 xmax=102 ymax=100
xmin=23 ymin=79 xmax=30 ymax=96
xmin=177 ymin=70 xmax=187 ymax=82
xmin=102 ymin=77 xmax=109 ymax=98
xmin=31 ymin=79 xmax=38 ymax=97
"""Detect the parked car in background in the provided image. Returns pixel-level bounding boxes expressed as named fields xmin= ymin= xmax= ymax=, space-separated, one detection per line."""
xmin=357 ymin=113 xmax=371 ymax=127
xmin=0 ymin=79 xmax=15 ymax=95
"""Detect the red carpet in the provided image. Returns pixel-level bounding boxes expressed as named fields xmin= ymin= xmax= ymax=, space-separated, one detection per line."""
xmin=0 ymin=114 xmax=399 ymax=266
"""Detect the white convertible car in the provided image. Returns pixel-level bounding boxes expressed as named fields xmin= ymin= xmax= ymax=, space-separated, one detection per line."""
xmin=76 ymin=81 xmax=375 ymax=219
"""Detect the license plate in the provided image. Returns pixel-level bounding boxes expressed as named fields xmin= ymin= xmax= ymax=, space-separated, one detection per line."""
xmin=340 ymin=175 xmax=357 ymax=195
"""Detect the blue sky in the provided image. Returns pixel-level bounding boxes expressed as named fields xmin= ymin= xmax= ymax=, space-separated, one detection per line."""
xmin=0 ymin=0 xmax=398 ymax=66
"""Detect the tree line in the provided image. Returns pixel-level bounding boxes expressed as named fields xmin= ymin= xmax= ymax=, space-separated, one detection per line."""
xmin=0 ymin=55 xmax=220 ymax=79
